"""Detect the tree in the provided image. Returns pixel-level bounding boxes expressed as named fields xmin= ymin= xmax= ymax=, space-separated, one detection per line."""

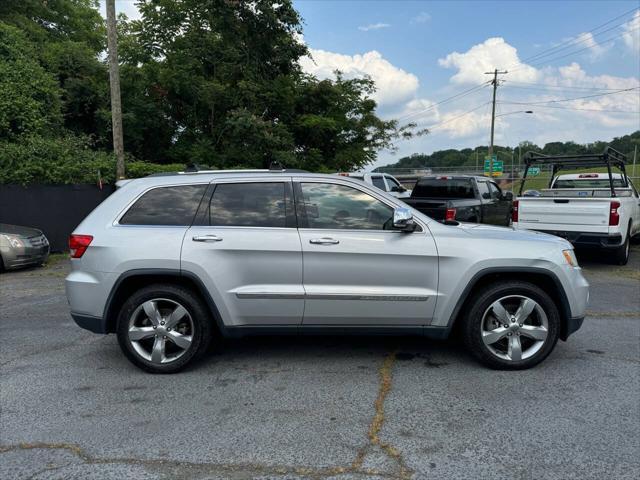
xmin=0 ymin=23 xmax=61 ymax=138
xmin=118 ymin=0 xmax=421 ymax=169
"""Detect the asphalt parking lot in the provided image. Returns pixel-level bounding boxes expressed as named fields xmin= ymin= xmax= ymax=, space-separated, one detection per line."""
xmin=1 ymin=248 xmax=639 ymax=480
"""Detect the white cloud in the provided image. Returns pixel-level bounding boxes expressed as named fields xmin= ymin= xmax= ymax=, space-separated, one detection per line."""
xmin=622 ymin=10 xmax=640 ymax=52
xmin=571 ymin=32 xmax=611 ymax=60
xmin=300 ymin=49 xmax=420 ymax=108
xmin=358 ymin=23 xmax=391 ymax=32
xmin=438 ymin=37 xmax=540 ymax=84
xmin=411 ymin=12 xmax=431 ymax=24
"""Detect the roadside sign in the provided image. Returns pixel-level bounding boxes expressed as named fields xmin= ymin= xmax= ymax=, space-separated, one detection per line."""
xmin=484 ymin=155 xmax=503 ymax=177
xmin=528 ymin=167 xmax=541 ymax=176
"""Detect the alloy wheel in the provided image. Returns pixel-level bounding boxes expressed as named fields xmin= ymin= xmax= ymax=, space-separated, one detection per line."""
xmin=127 ymin=298 xmax=194 ymax=364
xmin=481 ymin=295 xmax=549 ymax=362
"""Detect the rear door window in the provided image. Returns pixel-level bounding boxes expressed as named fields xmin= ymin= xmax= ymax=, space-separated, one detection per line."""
xmin=371 ymin=176 xmax=387 ymax=191
xmin=209 ymin=182 xmax=289 ymax=228
xmin=413 ymin=179 xmax=475 ymax=199
xmin=120 ymin=185 xmax=207 ymax=225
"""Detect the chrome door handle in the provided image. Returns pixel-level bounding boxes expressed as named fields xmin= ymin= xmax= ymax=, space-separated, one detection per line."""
xmin=309 ymin=237 xmax=339 ymax=245
xmin=192 ymin=235 xmax=223 ymax=242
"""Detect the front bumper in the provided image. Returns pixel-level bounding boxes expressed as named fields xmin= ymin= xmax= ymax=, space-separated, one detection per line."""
xmin=0 ymin=245 xmax=49 ymax=270
xmin=539 ymin=230 xmax=623 ymax=249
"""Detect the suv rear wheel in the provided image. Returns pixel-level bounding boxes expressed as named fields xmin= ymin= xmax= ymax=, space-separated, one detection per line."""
xmin=462 ymin=281 xmax=560 ymax=370
xmin=116 ymin=284 xmax=213 ymax=373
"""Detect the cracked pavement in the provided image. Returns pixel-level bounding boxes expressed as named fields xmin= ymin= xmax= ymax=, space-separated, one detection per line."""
xmin=1 ymin=247 xmax=639 ymax=479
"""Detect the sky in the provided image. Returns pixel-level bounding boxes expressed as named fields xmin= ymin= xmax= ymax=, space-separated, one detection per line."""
xmin=102 ymin=0 xmax=640 ymax=169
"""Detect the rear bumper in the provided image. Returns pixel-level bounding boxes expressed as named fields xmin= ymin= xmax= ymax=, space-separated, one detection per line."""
xmin=71 ymin=312 xmax=108 ymax=334
xmin=538 ymin=230 xmax=623 ymax=249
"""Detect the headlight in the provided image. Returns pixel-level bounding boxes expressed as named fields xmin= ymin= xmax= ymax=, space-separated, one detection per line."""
xmin=562 ymin=249 xmax=578 ymax=267
xmin=1 ymin=234 xmax=24 ymax=248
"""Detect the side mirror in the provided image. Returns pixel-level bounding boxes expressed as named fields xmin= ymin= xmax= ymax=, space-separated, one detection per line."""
xmin=393 ymin=207 xmax=416 ymax=232
xmin=503 ymin=191 xmax=513 ymax=201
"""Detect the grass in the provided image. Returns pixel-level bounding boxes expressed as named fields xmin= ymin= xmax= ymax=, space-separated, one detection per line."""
xmin=43 ymin=253 xmax=68 ymax=268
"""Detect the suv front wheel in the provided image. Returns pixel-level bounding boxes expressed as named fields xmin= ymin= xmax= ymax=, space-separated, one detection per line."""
xmin=462 ymin=281 xmax=560 ymax=370
xmin=116 ymin=284 xmax=213 ymax=373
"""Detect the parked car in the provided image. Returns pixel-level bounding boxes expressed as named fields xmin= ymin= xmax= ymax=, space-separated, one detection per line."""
xmin=337 ymin=172 xmax=411 ymax=198
xmin=513 ymin=148 xmax=640 ymax=265
xmin=66 ymin=169 xmax=588 ymax=373
xmin=404 ymin=175 xmax=513 ymax=225
xmin=0 ymin=224 xmax=50 ymax=272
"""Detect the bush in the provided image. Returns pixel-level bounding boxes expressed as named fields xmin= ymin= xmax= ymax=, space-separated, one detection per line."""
xmin=0 ymin=135 xmax=191 ymax=184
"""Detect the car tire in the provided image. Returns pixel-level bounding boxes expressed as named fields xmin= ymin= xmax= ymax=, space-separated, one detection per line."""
xmin=461 ymin=281 xmax=560 ymax=370
xmin=116 ymin=283 xmax=213 ymax=373
xmin=611 ymin=230 xmax=630 ymax=266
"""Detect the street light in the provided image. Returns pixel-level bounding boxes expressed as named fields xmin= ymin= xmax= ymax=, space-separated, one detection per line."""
xmin=495 ymin=110 xmax=534 ymax=118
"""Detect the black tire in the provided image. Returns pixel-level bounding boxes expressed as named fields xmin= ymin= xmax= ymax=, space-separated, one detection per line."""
xmin=610 ymin=229 xmax=630 ymax=266
xmin=116 ymin=283 xmax=213 ymax=373
xmin=461 ymin=281 xmax=560 ymax=370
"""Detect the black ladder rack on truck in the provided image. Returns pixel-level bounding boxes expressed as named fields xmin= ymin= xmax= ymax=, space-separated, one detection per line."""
xmin=518 ymin=147 xmax=629 ymax=197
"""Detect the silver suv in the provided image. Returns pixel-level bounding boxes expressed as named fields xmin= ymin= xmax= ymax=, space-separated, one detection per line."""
xmin=66 ymin=170 xmax=589 ymax=373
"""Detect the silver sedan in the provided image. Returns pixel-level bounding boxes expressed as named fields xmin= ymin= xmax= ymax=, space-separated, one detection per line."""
xmin=0 ymin=224 xmax=50 ymax=272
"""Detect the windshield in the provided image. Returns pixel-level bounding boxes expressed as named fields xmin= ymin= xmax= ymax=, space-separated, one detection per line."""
xmin=553 ymin=178 xmax=627 ymax=189
xmin=412 ymin=179 xmax=475 ymax=198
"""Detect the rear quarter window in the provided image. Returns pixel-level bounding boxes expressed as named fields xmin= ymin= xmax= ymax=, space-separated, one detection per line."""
xmin=119 ymin=185 xmax=207 ymax=226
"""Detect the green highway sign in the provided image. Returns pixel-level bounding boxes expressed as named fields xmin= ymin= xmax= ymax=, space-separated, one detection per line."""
xmin=484 ymin=155 xmax=503 ymax=176
xmin=528 ymin=167 xmax=541 ymax=176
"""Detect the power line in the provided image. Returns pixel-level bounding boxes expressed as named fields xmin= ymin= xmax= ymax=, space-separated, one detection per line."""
xmin=511 ymin=25 xmax=640 ymax=72
xmin=515 ymin=6 xmax=639 ymax=66
xmin=502 ymin=81 xmax=632 ymax=92
xmin=500 ymin=87 xmax=639 ymax=106
xmin=397 ymin=82 xmax=490 ymax=122
xmin=499 ymin=101 xmax=640 ymax=114
xmin=426 ymin=101 xmax=491 ymax=132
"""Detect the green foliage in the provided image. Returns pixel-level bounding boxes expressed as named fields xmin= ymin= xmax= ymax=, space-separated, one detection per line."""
xmin=0 ymin=23 xmax=62 ymax=138
xmin=0 ymin=135 xmax=187 ymax=184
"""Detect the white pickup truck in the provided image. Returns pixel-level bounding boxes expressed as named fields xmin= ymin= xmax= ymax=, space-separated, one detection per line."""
xmin=513 ymin=150 xmax=640 ymax=265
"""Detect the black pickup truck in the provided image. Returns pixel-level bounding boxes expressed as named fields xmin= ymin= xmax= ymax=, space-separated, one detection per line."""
xmin=403 ymin=175 xmax=513 ymax=225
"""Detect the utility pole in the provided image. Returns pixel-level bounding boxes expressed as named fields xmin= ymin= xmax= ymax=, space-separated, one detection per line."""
xmin=485 ymin=68 xmax=507 ymax=177
xmin=106 ymin=0 xmax=125 ymax=179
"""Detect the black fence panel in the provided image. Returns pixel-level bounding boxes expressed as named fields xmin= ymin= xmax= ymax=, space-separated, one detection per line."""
xmin=0 ymin=184 xmax=116 ymax=252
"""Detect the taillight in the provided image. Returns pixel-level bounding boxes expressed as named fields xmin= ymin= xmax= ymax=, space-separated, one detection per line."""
xmin=69 ymin=234 xmax=93 ymax=258
xmin=609 ymin=201 xmax=620 ymax=226
xmin=512 ymin=200 xmax=519 ymax=223
xmin=445 ymin=208 xmax=457 ymax=221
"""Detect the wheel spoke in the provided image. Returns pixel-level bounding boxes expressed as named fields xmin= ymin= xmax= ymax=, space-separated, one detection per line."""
xmin=520 ymin=325 xmax=548 ymax=341
xmin=151 ymin=336 xmax=166 ymax=363
xmin=166 ymin=331 xmax=192 ymax=350
xmin=482 ymin=326 xmax=509 ymax=346
xmin=128 ymin=326 xmax=155 ymax=342
xmin=142 ymin=301 xmax=162 ymax=327
xmin=508 ymin=335 xmax=522 ymax=361
xmin=490 ymin=300 xmax=510 ymax=324
xmin=166 ymin=305 xmax=188 ymax=329
xmin=515 ymin=298 xmax=536 ymax=323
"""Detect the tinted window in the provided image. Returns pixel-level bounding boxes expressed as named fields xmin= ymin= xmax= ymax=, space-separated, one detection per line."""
xmin=120 ymin=185 xmax=206 ymax=225
xmin=488 ymin=182 xmax=502 ymax=200
xmin=371 ymin=176 xmax=386 ymax=190
xmin=413 ymin=179 xmax=475 ymax=199
xmin=553 ymin=179 xmax=627 ymax=189
xmin=209 ymin=182 xmax=287 ymax=227
xmin=386 ymin=177 xmax=401 ymax=189
xmin=476 ymin=181 xmax=490 ymax=200
xmin=300 ymin=183 xmax=393 ymax=230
